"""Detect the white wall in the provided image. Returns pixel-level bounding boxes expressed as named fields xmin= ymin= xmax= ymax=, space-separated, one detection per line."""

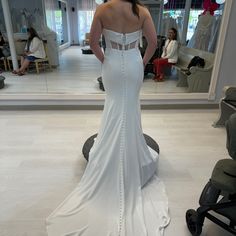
xmin=215 ymin=1 xmax=236 ymax=101
xmin=8 ymin=0 xmax=44 ymax=33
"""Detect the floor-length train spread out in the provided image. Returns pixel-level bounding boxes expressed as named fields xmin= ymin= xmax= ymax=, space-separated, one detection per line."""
xmin=46 ymin=29 xmax=170 ymax=236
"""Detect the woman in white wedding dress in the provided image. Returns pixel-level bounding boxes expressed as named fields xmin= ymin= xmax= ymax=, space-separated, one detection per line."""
xmin=46 ymin=1 xmax=170 ymax=235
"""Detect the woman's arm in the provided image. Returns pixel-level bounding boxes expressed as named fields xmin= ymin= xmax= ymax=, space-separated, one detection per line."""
xmin=142 ymin=9 xmax=157 ymax=66
xmin=161 ymin=40 xmax=168 ymax=58
xmin=89 ymin=5 xmax=104 ymax=63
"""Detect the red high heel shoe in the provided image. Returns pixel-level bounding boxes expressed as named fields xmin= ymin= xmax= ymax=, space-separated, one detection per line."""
xmin=158 ymin=74 xmax=164 ymax=82
xmin=153 ymin=74 xmax=164 ymax=82
xmin=153 ymin=75 xmax=160 ymax=82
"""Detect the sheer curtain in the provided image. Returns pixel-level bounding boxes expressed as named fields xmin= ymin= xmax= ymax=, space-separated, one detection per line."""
xmin=77 ymin=0 xmax=97 ymax=45
xmin=44 ymin=0 xmax=58 ymax=32
xmin=45 ymin=0 xmax=68 ymax=45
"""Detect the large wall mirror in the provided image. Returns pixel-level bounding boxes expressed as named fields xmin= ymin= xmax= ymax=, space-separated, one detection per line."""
xmin=0 ymin=0 xmax=232 ymax=103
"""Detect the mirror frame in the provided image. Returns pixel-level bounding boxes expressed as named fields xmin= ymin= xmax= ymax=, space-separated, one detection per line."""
xmin=0 ymin=0 xmax=233 ymax=106
xmin=208 ymin=0 xmax=232 ymax=100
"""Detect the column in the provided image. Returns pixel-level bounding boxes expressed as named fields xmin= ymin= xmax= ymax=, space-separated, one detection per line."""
xmin=1 ymin=0 xmax=18 ymax=70
xmin=157 ymin=0 xmax=164 ymax=35
xmin=181 ymin=0 xmax=192 ymax=45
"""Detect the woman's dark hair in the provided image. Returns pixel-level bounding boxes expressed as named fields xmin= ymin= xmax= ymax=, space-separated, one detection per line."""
xmin=170 ymin=27 xmax=178 ymax=40
xmin=26 ymin=27 xmax=41 ymax=51
xmin=27 ymin=27 xmax=40 ymax=40
xmin=124 ymin=0 xmax=144 ymax=18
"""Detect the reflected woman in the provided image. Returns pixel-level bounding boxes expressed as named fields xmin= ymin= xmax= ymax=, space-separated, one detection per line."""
xmin=0 ymin=31 xmax=5 ymax=58
xmin=153 ymin=27 xmax=178 ymax=82
xmin=13 ymin=27 xmax=46 ymax=76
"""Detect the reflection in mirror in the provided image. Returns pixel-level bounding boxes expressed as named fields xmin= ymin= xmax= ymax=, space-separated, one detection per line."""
xmin=0 ymin=0 xmax=226 ymax=96
xmin=182 ymin=1 xmax=224 ymax=93
xmin=142 ymin=0 xmax=225 ymax=94
xmin=46 ymin=0 xmax=69 ymax=46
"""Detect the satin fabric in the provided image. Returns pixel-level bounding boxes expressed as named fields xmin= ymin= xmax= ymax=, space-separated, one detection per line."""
xmin=46 ymin=29 xmax=170 ymax=236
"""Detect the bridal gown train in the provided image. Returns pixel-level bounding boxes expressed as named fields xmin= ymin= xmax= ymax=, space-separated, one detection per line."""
xmin=46 ymin=29 xmax=170 ymax=236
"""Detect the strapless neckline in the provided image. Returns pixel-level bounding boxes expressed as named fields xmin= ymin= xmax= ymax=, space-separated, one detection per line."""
xmin=103 ymin=28 xmax=141 ymax=35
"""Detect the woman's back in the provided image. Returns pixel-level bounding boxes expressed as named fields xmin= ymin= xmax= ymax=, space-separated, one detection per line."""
xmin=98 ymin=1 xmax=146 ymax=33
xmin=90 ymin=0 xmax=157 ymax=70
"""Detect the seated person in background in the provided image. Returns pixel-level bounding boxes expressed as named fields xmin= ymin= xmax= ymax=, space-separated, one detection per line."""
xmin=0 ymin=31 xmax=5 ymax=58
xmin=0 ymin=31 xmax=6 ymax=73
xmin=152 ymin=28 xmax=178 ymax=82
xmin=13 ymin=27 xmax=46 ymax=76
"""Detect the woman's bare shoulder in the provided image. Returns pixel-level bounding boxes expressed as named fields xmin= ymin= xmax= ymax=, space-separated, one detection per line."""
xmin=140 ymin=5 xmax=151 ymax=16
xmin=95 ymin=2 xmax=111 ymax=15
xmin=96 ymin=2 xmax=149 ymax=21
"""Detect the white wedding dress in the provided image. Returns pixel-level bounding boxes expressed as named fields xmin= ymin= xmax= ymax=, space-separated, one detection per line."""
xmin=46 ymin=29 xmax=170 ymax=236
xmin=187 ymin=13 xmax=214 ymax=51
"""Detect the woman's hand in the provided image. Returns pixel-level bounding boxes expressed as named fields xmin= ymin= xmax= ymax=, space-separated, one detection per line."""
xmin=101 ymin=56 xmax=105 ymax=64
xmin=143 ymin=60 xmax=147 ymax=68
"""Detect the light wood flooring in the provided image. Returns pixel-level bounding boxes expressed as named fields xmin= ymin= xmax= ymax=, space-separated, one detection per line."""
xmin=0 ymin=109 xmax=233 ymax=236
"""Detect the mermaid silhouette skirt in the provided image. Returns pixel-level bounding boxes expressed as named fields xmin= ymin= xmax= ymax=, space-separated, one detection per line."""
xmin=46 ymin=29 xmax=170 ymax=236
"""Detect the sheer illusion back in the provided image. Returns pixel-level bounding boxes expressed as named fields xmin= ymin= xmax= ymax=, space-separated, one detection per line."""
xmin=46 ymin=29 xmax=170 ymax=236
xmin=103 ymin=29 xmax=141 ymax=50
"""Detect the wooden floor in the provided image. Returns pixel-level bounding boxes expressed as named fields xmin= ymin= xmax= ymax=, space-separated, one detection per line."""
xmin=0 ymin=109 xmax=233 ymax=236
xmin=1 ymin=46 xmax=188 ymax=95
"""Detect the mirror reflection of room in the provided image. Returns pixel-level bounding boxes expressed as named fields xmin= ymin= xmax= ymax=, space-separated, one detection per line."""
xmin=0 ymin=0 xmax=225 ymax=94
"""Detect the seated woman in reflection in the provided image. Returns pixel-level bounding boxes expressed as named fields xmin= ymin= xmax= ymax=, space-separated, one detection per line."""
xmin=13 ymin=27 xmax=46 ymax=76
xmin=153 ymin=27 xmax=178 ymax=82
xmin=0 ymin=31 xmax=6 ymax=73
xmin=0 ymin=31 xmax=6 ymax=58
